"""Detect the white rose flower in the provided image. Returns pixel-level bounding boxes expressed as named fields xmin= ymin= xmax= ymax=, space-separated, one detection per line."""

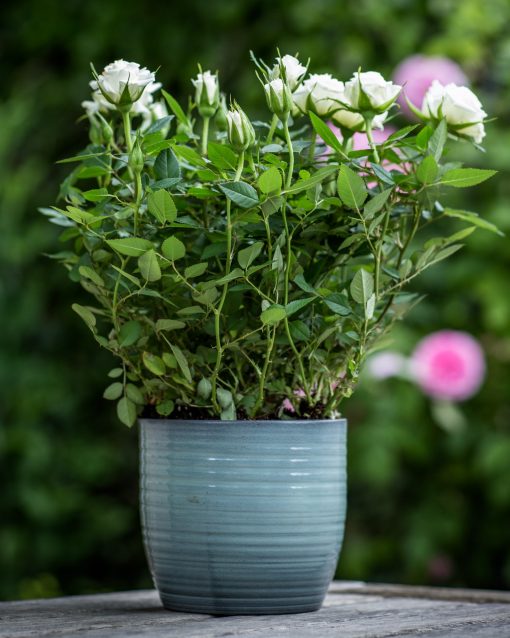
xmin=91 ymin=60 xmax=156 ymax=108
xmin=264 ymin=78 xmax=293 ymax=118
xmin=293 ymin=74 xmax=345 ymax=116
xmin=140 ymin=100 xmax=169 ymax=132
xmin=422 ymin=80 xmax=487 ymax=143
xmin=81 ymin=90 xmax=113 ymax=117
xmin=344 ymin=71 xmax=401 ymax=112
xmin=332 ymin=108 xmax=387 ymax=131
xmin=270 ymin=54 xmax=307 ymax=90
xmin=192 ymin=70 xmax=220 ymax=117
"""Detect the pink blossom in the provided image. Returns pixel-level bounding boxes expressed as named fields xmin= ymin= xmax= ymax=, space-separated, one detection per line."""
xmin=393 ymin=55 xmax=468 ymax=117
xmin=410 ymin=330 xmax=485 ymax=401
xmin=282 ymin=398 xmax=295 ymax=413
xmin=351 ymin=126 xmax=396 ymax=151
xmin=367 ymin=351 xmax=409 ymax=380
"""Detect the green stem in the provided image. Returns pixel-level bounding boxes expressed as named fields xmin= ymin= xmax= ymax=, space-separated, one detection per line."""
xmin=283 ymin=118 xmax=294 ymax=190
xmin=266 ymin=114 xmax=278 ymax=144
xmin=210 ymin=150 xmax=245 ymax=413
xmin=201 ymin=117 xmax=210 ymax=156
xmin=364 ymin=117 xmax=380 ymax=163
xmin=121 ymin=110 xmax=133 ymax=154
xmin=133 ymin=171 xmax=143 ymax=236
xmin=253 ymin=326 xmax=277 ymax=416
xmin=374 ymin=207 xmax=390 ymax=298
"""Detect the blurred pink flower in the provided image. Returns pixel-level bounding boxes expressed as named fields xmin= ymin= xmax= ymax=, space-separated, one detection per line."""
xmin=352 ymin=126 xmax=396 ymax=150
xmin=367 ymin=351 xmax=409 ymax=380
xmin=393 ymin=54 xmax=468 ymax=117
xmin=410 ymin=330 xmax=485 ymax=401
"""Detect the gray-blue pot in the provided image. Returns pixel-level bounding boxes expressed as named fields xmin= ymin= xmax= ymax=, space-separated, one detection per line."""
xmin=139 ymin=418 xmax=347 ymax=615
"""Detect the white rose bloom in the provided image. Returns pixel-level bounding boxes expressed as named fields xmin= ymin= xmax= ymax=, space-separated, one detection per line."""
xmin=345 ymin=71 xmax=401 ymax=111
xmin=82 ymin=90 xmax=113 ymax=117
xmin=270 ymin=54 xmax=307 ymax=90
xmin=422 ymin=80 xmax=487 ymax=143
xmin=333 ymin=109 xmax=387 ymax=130
xmin=140 ymin=100 xmax=169 ymax=132
xmin=92 ymin=60 xmax=156 ymax=106
xmin=293 ymin=74 xmax=345 ymax=116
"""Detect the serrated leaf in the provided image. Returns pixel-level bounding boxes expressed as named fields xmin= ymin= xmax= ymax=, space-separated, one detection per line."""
xmin=293 ymin=273 xmax=315 ymax=294
xmin=416 ymin=155 xmax=438 ymax=184
xmin=285 ymin=297 xmax=314 ymax=318
xmin=154 ymin=148 xmax=180 ymax=180
xmin=286 ymin=165 xmax=337 ymax=195
xmin=219 ymin=181 xmax=259 ymax=209
xmin=169 ymin=343 xmax=192 ymax=383
xmin=117 ymin=397 xmax=137 ymax=427
xmin=238 ymin=241 xmax=264 ymax=269
xmin=119 ymin=320 xmax=142 ymax=347
xmin=260 ymin=195 xmax=284 ymax=216
xmin=443 ymin=208 xmax=503 ymax=236
xmin=185 ymin=262 xmax=208 ymax=278
xmin=323 ymin=294 xmax=351 ymax=316
xmin=103 ymin=382 xmax=123 ymax=400
xmin=143 ymin=352 xmax=166 ymax=376
xmin=289 ymin=320 xmax=310 ymax=342
xmin=144 ymin=115 xmax=174 ymax=135
xmin=72 ymin=303 xmax=96 ymax=330
xmin=155 ymin=319 xmax=186 ymax=331
xmin=258 ymin=166 xmax=282 ymax=194
xmin=147 ymin=190 xmax=177 ymax=224
xmin=208 ymin=142 xmax=238 ymax=171
xmin=125 ymin=383 xmax=144 ymax=405
xmin=78 ymin=266 xmax=104 ymax=287
xmin=440 ymin=168 xmax=497 ymax=188
xmin=260 ymin=304 xmax=286 ymax=325
xmin=363 ymin=189 xmax=392 ymax=220
xmin=428 ymin=119 xmax=448 ymax=161
xmin=337 ymin=164 xmax=368 ymax=210
xmin=138 ymin=249 xmax=161 ymax=282
xmin=350 ymin=269 xmax=374 ymax=305
xmin=107 ymin=238 xmax=153 ymax=257
xmin=161 ymin=236 xmax=186 ymax=260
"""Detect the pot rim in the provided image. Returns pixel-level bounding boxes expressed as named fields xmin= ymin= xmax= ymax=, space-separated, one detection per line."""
xmin=139 ymin=418 xmax=347 ymax=426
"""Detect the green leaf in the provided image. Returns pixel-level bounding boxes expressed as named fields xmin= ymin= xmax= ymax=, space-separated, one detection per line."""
xmin=117 ymin=397 xmax=137 ymax=427
xmin=257 ymin=166 xmax=282 ymax=194
xmin=55 ymin=206 xmax=97 ymax=225
xmin=78 ymin=266 xmax=104 ymax=287
xmin=260 ymin=195 xmax=284 ymax=217
xmin=143 ymin=352 xmax=166 ymax=376
xmin=83 ymin=188 xmax=110 ymax=202
xmin=207 ymin=142 xmax=238 ymax=171
xmin=440 ymin=168 xmax=497 ymax=188
xmin=108 ymin=368 xmax=123 ymax=378
xmin=211 ymin=268 xmax=244 ymax=287
xmin=217 ymin=388 xmax=233 ymax=408
xmin=260 ymin=304 xmax=286 ymax=325
xmin=107 ymin=238 xmax=153 ymax=257
xmin=172 ymin=144 xmax=207 ymax=167
xmin=152 ymin=177 xmax=181 ymax=190
xmin=219 ymin=181 xmax=259 ymax=209
xmin=144 ymin=115 xmax=174 ymax=135
xmin=156 ymin=400 xmax=175 ymax=416
xmin=161 ymin=236 xmax=186 ymax=260
xmin=309 ymin=111 xmax=345 ymax=155
xmin=155 ymin=319 xmax=186 ymax=331
xmin=238 ymin=241 xmax=264 ymax=269
xmin=103 ymin=382 xmax=123 ymax=400
xmin=154 ymin=148 xmax=180 ymax=180
xmin=138 ymin=249 xmax=161 ymax=282
xmin=119 ymin=320 xmax=142 ymax=347
xmin=147 ymin=190 xmax=177 ymax=224
xmin=293 ymin=273 xmax=316 ymax=294
xmin=337 ymin=165 xmax=368 ymax=210
xmin=125 ymin=383 xmax=144 ymax=405
xmin=185 ymin=262 xmax=208 ymax=278
xmin=365 ymin=293 xmax=376 ymax=320
xmin=350 ymin=269 xmax=374 ymax=305
xmin=169 ymin=344 xmax=192 ymax=383
xmin=416 ymin=155 xmax=438 ymax=184
xmin=363 ymin=189 xmax=392 ymax=220
xmin=323 ymin=294 xmax=351 ymax=316
xmin=111 ymin=265 xmax=141 ymax=287
xmin=285 ymin=297 xmax=314 ymax=318
xmin=289 ymin=320 xmax=310 ymax=342
xmin=443 ymin=208 xmax=504 ymax=236
xmin=286 ymin=166 xmax=337 ymax=195
xmin=71 ymin=303 xmax=96 ymax=330
xmin=428 ymin=119 xmax=448 ymax=161
xmin=162 ymin=89 xmax=189 ymax=126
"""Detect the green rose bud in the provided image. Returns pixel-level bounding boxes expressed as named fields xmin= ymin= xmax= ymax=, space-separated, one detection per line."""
xmin=226 ymin=103 xmax=256 ymax=151
xmin=264 ymin=79 xmax=293 ymax=120
xmin=128 ymin=140 xmax=144 ymax=173
xmin=192 ymin=70 xmax=220 ymax=118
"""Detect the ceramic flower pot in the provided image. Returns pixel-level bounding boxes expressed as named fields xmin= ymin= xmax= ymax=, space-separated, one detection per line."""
xmin=139 ymin=418 xmax=347 ymax=615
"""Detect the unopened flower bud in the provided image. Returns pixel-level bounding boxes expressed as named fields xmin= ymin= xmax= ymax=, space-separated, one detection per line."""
xmin=192 ymin=70 xmax=220 ymax=118
xmin=264 ymin=79 xmax=293 ymax=120
xmin=129 ymin=140 xmax=144 ymax=173
xmin=226 ymin=104 xmax=256 ymax=151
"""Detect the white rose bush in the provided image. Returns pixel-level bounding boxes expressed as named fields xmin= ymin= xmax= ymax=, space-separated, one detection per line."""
xmin=42 ymin=54 xmax=498 ymax=425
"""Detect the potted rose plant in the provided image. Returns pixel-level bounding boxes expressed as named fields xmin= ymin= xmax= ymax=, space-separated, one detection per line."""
xmin=41 ymin=54 xmax=496 ymax=614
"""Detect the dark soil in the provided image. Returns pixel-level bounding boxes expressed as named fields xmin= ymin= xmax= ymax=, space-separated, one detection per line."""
xmin=141 ymin=400 xmax=327 ymax=421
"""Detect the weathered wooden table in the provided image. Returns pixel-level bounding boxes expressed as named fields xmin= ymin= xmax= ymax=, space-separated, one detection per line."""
xmin=1 ymin=581 xmax=509 ymax=637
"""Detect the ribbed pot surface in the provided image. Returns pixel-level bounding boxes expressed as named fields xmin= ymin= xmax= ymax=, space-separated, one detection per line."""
xmin=139 ymin=418 xmax=347 ymax=615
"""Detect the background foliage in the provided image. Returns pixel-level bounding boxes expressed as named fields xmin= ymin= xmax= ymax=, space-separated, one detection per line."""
xmin=0 ymin=0 xmax=509 ymax=599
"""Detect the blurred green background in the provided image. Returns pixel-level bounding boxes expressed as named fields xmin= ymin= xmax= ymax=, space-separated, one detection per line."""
xmin=1 ymin=0 xmax=509 ymax=600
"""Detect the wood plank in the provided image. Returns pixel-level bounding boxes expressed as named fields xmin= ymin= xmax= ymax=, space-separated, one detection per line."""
xmin=0 ymin=583 xmax=509 ymax=638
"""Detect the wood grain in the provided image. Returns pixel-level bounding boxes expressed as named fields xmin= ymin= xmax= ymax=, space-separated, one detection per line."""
xmin=1 ymin=582 xmax=509 ymax=637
